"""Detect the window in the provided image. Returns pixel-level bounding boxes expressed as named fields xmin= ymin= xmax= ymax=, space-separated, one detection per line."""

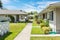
xmin=43 ymin=14 xmax=45 ymax=19
xmin=49 ymin=11 xmax=54 ymax=21
xmin=45 ymin=13 xmax=47 ymax=19
xmin=43 ymin=13 xmax=47 ymax=19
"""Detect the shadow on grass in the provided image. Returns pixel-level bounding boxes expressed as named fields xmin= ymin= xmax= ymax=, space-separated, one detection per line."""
xmin=0 ymin=32 xmax=12 ymax=40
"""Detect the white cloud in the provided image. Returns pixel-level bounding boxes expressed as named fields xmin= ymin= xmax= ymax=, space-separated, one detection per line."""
xmin=5 ymin=6 xmax=18 ymax=10
xmin=22 ymin=4 xmax=37 ymax=12
xmin=2 ymin=0 xmax=60 ymax=13
xmin=4 ymin=3 xmax=37 ymax=12
xmin=23 ymin=1 xmax=60 ymax=12
xmin=37 ymin=1 xmax=59 ymax=7
xmin=36 ymin=1 xmax=59 ymax=12
xmin=24 ymin=4 xmax=36 ymax=9
xmin=13 ymin=0 xmax=20 ymax=2
xmin=37 ymin=1 xmax=59 ymax=5
xmin=1 ymin=0 xmax=10 ymax=4
xmin=38 ymin=6 xmax=45 ymax=9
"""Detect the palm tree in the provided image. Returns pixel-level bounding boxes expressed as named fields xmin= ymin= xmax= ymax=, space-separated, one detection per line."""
xmin=0 ymin=0 xmax=3 ymax=9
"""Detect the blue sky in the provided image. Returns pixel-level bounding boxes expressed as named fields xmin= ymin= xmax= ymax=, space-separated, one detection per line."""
xmin=1 ymin=0 xmax=60 ymax=12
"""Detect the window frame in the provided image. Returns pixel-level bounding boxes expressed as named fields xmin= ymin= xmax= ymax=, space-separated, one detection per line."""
xmin=49 ymin=11 xmax=54 ymax=21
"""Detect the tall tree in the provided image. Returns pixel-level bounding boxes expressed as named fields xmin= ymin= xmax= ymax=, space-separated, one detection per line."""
xmin=0 ymin=0 xmax=3 ymax=9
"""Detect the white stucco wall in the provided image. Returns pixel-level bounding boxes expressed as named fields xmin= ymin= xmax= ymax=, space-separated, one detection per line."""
xmin=56 ymin=8 xmax=60 ymax=33
xmin=40 ymin=9 xmax=56 ymax=32
xmin=40 ymin=14 xmax=43 ymax=19
xmin=19 ymin=15 xmax=26 ymax=21
xmin=47 ymin=10 xmax=56 ymax=32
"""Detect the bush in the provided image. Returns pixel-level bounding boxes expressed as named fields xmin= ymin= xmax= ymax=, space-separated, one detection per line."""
xmin=36 ymin=19 xmax=40 ymax=24
xmin=8 ymin=15 xmax=15 ymax=23
xmin=40 ymin=19 xmax=49 ymax=27
xmin=40 ymin=23 xmax=46 ymax=28
xmin=34 ymin=15 xmax=38 ymax=21
xmin=45 ymin=20 xmax=49 ymax=27
xmin=40 ymin=19 xmax=43 ymax=23
xmin=40 ymin=19 xmax=52 ymax=34
xmin=42 ymin=27 xmax=52 ymax=34
xmin=40 ymin=19 xmax=45 ymax=23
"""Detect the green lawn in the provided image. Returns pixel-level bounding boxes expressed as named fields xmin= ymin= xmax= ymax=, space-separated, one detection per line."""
xmin=32 ymin=19 xmax=44 ymax=34
xmin=31 ymin=26 xmax=44 ymax=34
xmin=30 ymin=36 xmax=60 ymax=40
xmin=0 ymin=23 xmax=27 ymax=40
xmin=32 ymin=20 xmax=40 ymax=26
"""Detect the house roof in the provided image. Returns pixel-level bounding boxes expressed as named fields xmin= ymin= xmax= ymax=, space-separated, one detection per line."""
xmin=39 ymin=2 xmax=60 ymax=14
xmin=0 ymin=9 xmax=27 ymax=15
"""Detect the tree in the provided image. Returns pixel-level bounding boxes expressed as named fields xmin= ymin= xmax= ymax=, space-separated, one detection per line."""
xmin=28 ymin=11 xmax=34 ymax=15
xmin=0 ymin=0 xmax=3 ymax=9
xmin=33 ymin=11 xmax=38 ymax=15
xmin=8 ymin=15 xmax=15 ymax=23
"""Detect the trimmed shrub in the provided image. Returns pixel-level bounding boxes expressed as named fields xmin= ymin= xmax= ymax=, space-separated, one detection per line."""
xmin=45 ymin=20 xmax=49 ymax=27
xmin=36 ymin=19 xmax=40 ymax=24
xmin=34 ymin=15 xmax=38 ymax=21
xmin=40 ymin=23 xmax=46 ymax=28
xmin=40 ymin=19 xmax=43 ymax=23
xmin=40 ymin=19 xmax=49 ymax=27
xmin=42 ymin=27 xmax=52 ymax=34
xmin=8 ymin=15 xmax=15 ymax=23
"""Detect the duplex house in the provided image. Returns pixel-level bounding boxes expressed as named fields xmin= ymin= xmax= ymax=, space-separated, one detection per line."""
xmin=0 ymin=9 xmax=27 ymax=22
xmin=39 ymin=2 xmax=60 ymax=34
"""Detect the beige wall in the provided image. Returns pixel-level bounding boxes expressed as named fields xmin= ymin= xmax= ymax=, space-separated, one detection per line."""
xmin=19 ymin=15 xmax=26 ymax=19
xmin=56 ymin=8 xmax=60 ymax=33
xmin=40 ymin=9 xmax=56 ymax=32
xmin=40 ymin=7 xmax=60 ymax=33
xmin=49 ymin=10 xmax=56 ymax=32
xmin=45 ymin=9 xmax=56 ymax=32
xmin=40 ymin=14 xmax=43 ymax=19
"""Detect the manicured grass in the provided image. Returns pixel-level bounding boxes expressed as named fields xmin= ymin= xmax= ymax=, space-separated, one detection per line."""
xmin=30 ymin=36 xmax=60 ymax=40
xmin=32 ymin=19 xmax=44 ymax=34
xmin=0 ymin=23 xmax=27 ymax=40
xmin=32 ymin=20 xmax=40 ymax=26
xmin=31 ymin=27 xmax=44 ymax=34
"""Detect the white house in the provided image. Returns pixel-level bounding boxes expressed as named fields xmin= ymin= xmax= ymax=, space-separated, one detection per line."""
xmin=0 ymin=9 xmax=27 ymax=22
xmin=39 ymin=2 xmax=60 ymax=34
xmin=0 ymin=9 xmax=27 ymax=36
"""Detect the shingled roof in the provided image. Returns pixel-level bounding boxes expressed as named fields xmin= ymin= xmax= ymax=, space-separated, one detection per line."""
xmin=39 ymin=2 xmax=60 ymax=14
xmin=0 ymin=9 xmax=27 ymax=15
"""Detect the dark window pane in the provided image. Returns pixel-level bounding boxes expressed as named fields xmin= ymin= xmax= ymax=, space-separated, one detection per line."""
xmin=43 ymin=14 xmax=45 ymax=19
xmin=49 ymin=11 xmax=54 ymax=21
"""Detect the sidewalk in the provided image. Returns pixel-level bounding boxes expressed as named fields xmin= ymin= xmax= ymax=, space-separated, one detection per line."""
xmin=14 ymin=23 xmax=32 ymax=40
xmin=31 ymin=34 xmax=60 ymax=37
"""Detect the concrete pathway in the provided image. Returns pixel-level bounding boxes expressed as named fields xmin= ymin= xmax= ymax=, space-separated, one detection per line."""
xmin=14 ymin=23 xmax=32 ymax=40
xmin=31 ymin=34 xmax=60 ymax=37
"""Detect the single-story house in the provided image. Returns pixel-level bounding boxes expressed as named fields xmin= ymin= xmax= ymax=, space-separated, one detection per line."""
xmin=39 ymin=2 xmax=60 ymax=34
xmin=28 ymin=15 xmax=34 ymax=22
xmin=0 ymin=9 xmax=27 ymax=22
xmin=0 ymin=9 xmax=27 ymax=36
